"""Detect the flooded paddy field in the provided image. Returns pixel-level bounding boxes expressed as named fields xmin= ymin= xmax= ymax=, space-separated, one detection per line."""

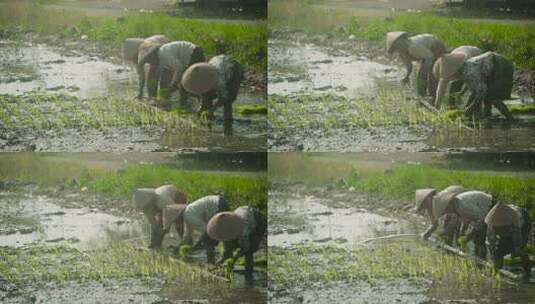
xmin=0 ymin=36 xmax=266 ymax=152
xmin=0 ymin=153 xmax=268 ymax=304
xmin=268 ymin=31 xmax=535 ymax=152
xmin=268 ymin=153 xmax=535 ymax=303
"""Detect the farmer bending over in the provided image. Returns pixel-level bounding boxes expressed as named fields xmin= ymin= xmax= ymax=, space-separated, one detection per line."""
xmin=132 ymin=185 xmax=187 ymax=249
xmin=181 ymin=55 xmax=243 ymax=135
xmin=178 ymin=195 xmax=230 ymax=263
xmin=386 ymin=31 xmax=446 ymax=97
xmin=207 ymin=206 xmax=267 ymax=282
xmin=485 ymin=202 xmax=532 ymax=282
xmin=433 ymin=51 xmax=514 ymax=120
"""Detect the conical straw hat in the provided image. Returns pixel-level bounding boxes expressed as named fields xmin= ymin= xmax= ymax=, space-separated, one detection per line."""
xmin=155 ymin=185 xmax=187 ymax=209
xmin=206 ymin=212 xmax=245 ymax=242
xmin=162 ymin=204 xmax=187 ymax=232
xmin=138 ymin=35 xmax=169 ymax=65
xmin=484 ymin=202 xmax=520 ymax=227
xmin=132 ymin=188 xmax=158 ymax=210
xmin=181 ymin=62 xmax=219 ymax=95
xmin=386 ymin=31 xmax=408 ymax=54
xmin=415 ymin=188 xmax=436 ymax=211
xmin=432 ymin=185 xmax=465 ymax=217
xmin=437 ymin=52 xmax=467 ymax=80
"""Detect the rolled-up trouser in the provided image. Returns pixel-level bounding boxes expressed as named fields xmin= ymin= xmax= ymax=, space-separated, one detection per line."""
xmin=196 ymin=196 xmax=231 ymax=263
xmin=466 ymin=222 xmax=487 ymax=260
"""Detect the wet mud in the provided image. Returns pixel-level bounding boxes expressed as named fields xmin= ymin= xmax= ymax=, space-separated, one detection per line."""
xmin=268 ymin=32 xmax=535 ymax=152
xmin=0 ymin=39 xmax=266 ymax=152
xmin=268 ymin=184 xmax=535 ymax=303
xmin=0 ymin=182 xmax=266 ymax=304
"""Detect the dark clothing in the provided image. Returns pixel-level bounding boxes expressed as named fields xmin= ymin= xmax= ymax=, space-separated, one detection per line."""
xmin=488 ymin=207 xmax=531 ymax=281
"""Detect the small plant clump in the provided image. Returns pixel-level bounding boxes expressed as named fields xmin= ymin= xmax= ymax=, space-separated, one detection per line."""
xmin=0 ymin=243 xmax=225 ymax=287
xmin=268 ymin=241 xmax=502 ymax=292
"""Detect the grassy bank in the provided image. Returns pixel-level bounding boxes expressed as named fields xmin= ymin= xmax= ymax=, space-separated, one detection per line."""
xmin=345 ymin=164 xmax=535 ymax=212
xmin=78 ymin=165 xmax=267 ymax=213
xmin=269 ymin=0 xmax=535 ymax=70
xmin=0 ymin=156 xmax=267 ymax=213
xmin=269 ymin=241 xmax=501 ymax=292
xmin=0 ymin=2 xmax=267 ymax=72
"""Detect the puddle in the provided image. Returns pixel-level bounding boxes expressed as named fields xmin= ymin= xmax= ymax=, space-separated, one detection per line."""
xmin=0 ymin=190 xmax=142 ymax=249
xmin=0 ymin=40 xmax=135 ymax=99
xmin=268 ymin=39 xmax=400 ymax=97
xmin=268 ymin=193 xmax=418 ymax=248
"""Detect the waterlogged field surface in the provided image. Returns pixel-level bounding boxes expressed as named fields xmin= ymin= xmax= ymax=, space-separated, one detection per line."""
xmin=268 ymin=185 xmax=535 ymax=304
xmin=268 ymin=33 xmax=535 ymax=152
xmin=0 ymin=154 xmax=267 ymax=304
xmin=0 ymin=40 xmax=266 ymax=152
xmin=268 ymin=39 xmax=401 ymax=96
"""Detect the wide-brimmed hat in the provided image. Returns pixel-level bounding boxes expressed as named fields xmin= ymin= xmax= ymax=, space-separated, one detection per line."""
xmin=181 ymin=62 xmax=219 ymax=95
xmin=435 ymin=53 xmax=466 ymax=80
xmin=132 ymin=188 xmax=158 ymax=210
xmin=138 ymin=35 xmax=169 ymax=65
xmin=154 ymin=185 xmax=187 ymax=209
xmin=122 ymin=38 xmax=144 ymax=63
xmin=415 ymin=188 xmax=437 ymax=212
xmin=162 ymin=204 xmax=187 ymax=233
xmin=386 ymin=31 xmax=408 ymax=54
xmin=485 ymin=202 xmax=520 ymax=227
xmin=206 ymin=212 xmax=244 ymax=242
xmin=432 ymin=185 xmax=465 ymax=217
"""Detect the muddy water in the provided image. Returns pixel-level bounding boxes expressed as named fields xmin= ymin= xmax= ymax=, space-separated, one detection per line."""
xmin=0 ymin=190 xmax=142 ymax=248
xmin=0 ymin=40 xmax=135 ymax=99
xmin=268 ymin=193 xmax=419 ymax=248
xmin=268 ymin=39 xmax=401 ymax=97
xmin=0 ymin=40 xmax=267 ymax=151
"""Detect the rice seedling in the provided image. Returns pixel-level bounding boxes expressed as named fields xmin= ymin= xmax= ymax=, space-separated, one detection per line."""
xmin=235 ymin=104 xmax=268 ymax=115
xmin=268 ymin=81 xmax=468 ymax=137
xmin=0 ymin=243 xmax=226 ymax=288
xmin=269 ymin=241 xmax=502 ymax=291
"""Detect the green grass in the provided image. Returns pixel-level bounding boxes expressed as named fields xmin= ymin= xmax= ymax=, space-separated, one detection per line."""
xmin=78 ymin=164 xmax=268 ymax=213
xmin=269 ymin=0 xmax=535 ymax=70
xmin=0 ymin=2 xmax=267 ymax=72
xmin=235 ymin=104 xmax=267 ymax=115
xmin=269 ymin=241 xmax=502 ymax=291
xmin=0 ymin=93 xmax=197 ymax=134
xmin=0 ymin=243 xmax=225 ymax=287
xmin=509 ymin=104 xmax=535 ymax=115
xmin=344 ymin=164 xmax=535 ymax=216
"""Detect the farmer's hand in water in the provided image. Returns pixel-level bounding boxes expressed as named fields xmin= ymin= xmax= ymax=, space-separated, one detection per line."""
xmin=401 ymin=77 xmax=410 ymax=85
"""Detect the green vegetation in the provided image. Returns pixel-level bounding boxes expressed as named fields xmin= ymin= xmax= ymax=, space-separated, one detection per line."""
xmin=235 ymin=104 xmax=267 ymax=115
xmin=0 ymin=93 xmax=196 ymax=133
xmin=269 ymin=241 xmax=502 ymax=290
xmin=509 ymin=104 xmax=535 ymax=115
xmin=269 ymin=82 xmax=466 ymax=134
xmin=0 ymin=243 xmax=225 ymax=287
xmin=78 ymin=164 xmax=268 ymax=213
xmin=0 ymin=2 xmax=267 ymax=72
xmin=269 ymin=0 xmax=535 ymax=70
xmin=344 ymin=164 xmax=535 ymax=215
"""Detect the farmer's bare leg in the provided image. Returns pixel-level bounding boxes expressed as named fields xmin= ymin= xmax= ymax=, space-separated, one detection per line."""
xmin=147 ymin=64 xmax=159 ymax=98
xmin=417 ymin=60 xmax=432 ymax=97
xmin=136 ymin=64 xmax=145 ymax=98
